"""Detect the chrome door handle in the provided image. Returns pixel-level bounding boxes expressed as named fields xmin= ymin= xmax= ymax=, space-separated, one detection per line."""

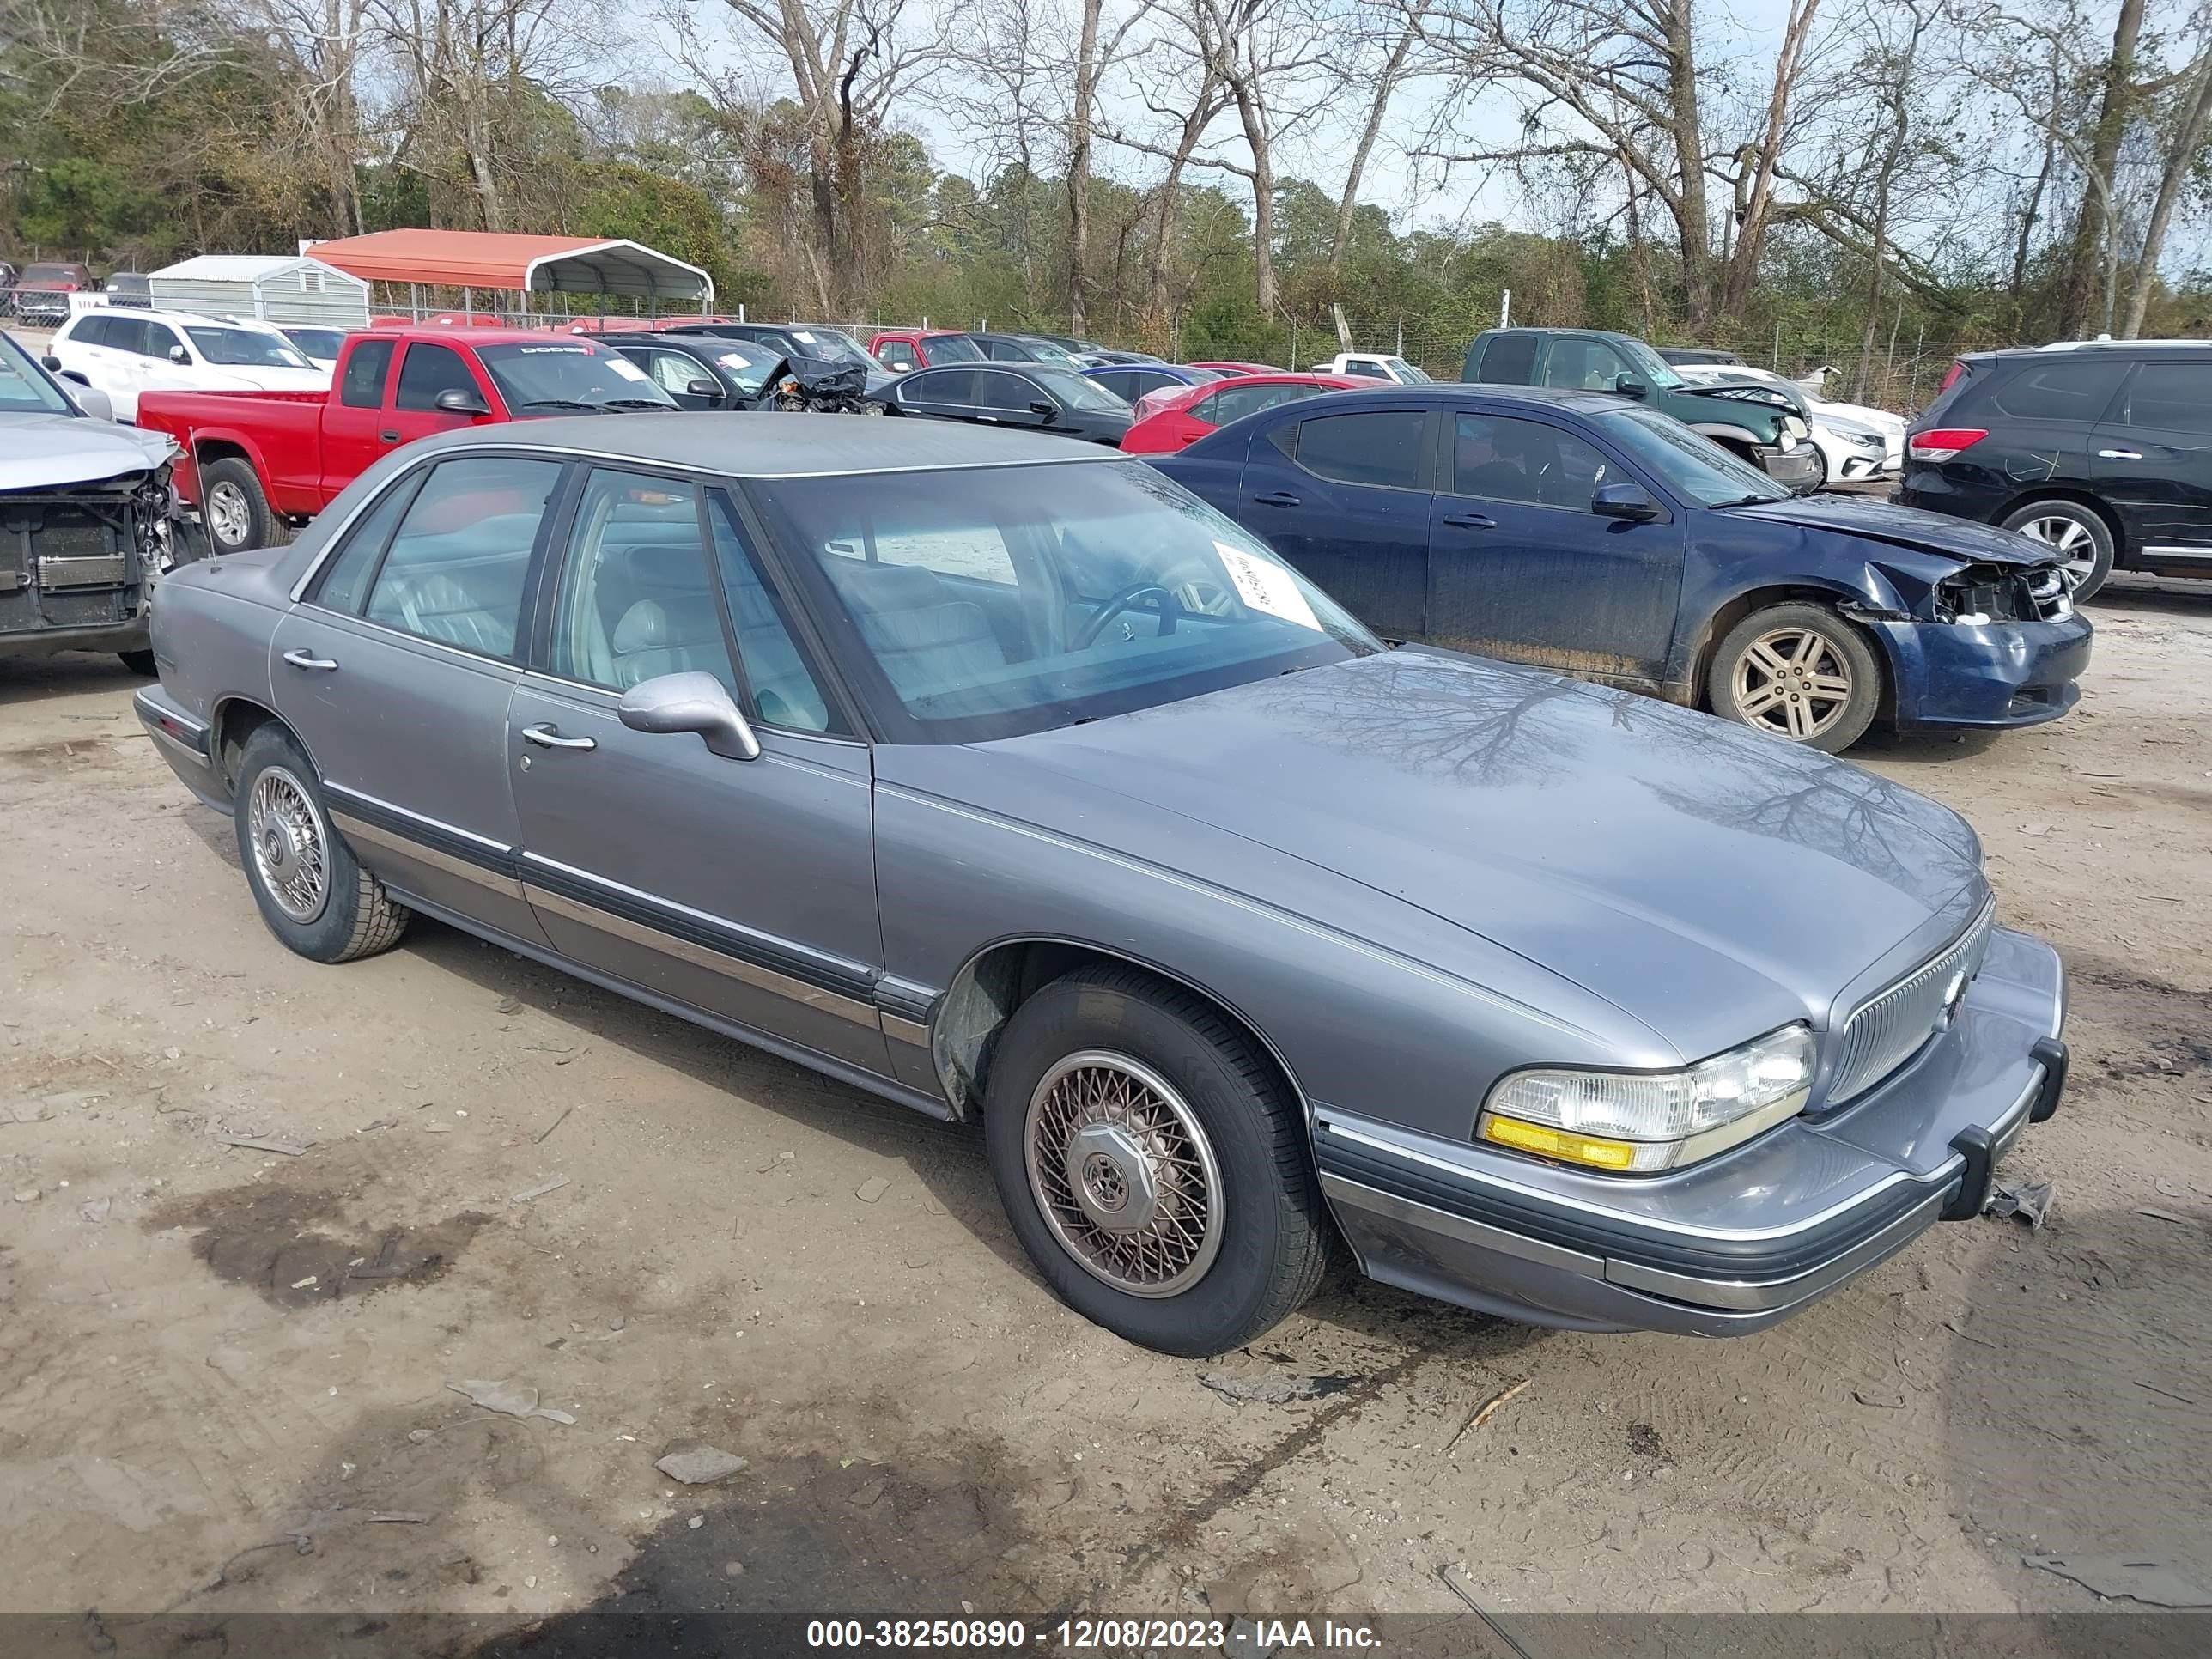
xmin=521 ymin=723 xmax=595 ymax=750
xmin=282 ymin=649 xmax=337 ymax=672
xmin=2097 ymin=448 xmax=2142 ymax=459
xmin=1440 ymin=513 xmax=1497 ymax=529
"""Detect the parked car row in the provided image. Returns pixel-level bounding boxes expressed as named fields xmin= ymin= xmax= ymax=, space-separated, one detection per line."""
xmin=44 ymin=307 xmax=330 ymax=421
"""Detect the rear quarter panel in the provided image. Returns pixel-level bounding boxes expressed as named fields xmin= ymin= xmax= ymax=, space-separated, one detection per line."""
xmin=148 ymin=553 xmax=294 ymax=795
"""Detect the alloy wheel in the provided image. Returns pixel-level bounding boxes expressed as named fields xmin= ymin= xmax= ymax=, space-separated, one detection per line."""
xmin=1733 ymin=628 xmax=1854 ymax=742
xmin=206 ymin=480 xmax=252 ymax=550
xmin=2017 ymin=514 xmax=2100 ymax=587
xmin=1024 ymin=1050 xmax=1224 ymax=1298
xmin=247 ymin=765 xmax=329 ymax=923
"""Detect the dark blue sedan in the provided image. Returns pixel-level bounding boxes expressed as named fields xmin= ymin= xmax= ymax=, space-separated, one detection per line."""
xmin=1148 ymin=385 xmax=2093 ymax=750
xmin=1083 ymin=361 xmax=1224 ymax=406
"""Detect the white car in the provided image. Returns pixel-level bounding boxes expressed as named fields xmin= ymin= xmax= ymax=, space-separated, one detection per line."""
xmin=45 ymin=307 xmax=330 ymax=421
xmin=1310 ymin=352 xmax=1432 ymax=384
xmin=228 ymin=317 xmax=349 ymax=366
xmin=1674 ymin=362 xmax=1906 ymax=473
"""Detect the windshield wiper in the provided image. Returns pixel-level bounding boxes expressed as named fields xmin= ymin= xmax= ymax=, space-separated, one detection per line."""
xmin=514 ymin=398 xmax=595 ymax=411
xmin=598 ymin=398 xmax=677 ymax=410
xmin=1709 ymin=493 xmax=1778 ymax=509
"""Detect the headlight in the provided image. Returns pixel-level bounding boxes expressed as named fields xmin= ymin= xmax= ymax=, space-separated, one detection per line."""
xmin=1784 ymin=416 xmax=1808 ymax=438
xmin=1477 ymin=1025 xmax=1815 ymax=1172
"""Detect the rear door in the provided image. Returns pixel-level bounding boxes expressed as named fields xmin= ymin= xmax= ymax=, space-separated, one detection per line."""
xmin=894 ymin=367 xmax=977 ymax=423
xmin=1972 ymin=355 xmax=2128 ymax=502
xmin=320 ymin=337 xmax=398 ymax=501
xmin=270 ymin=452 xmax=567 ymax=944
xmin=507 ymin=471 xmax=889 ymax=1073
xmin=2094 ymin=356 xmax=2212 ymax=564
xmin=1237 ymin=404 xmax=1433 ymax=641
xmin=1426 ymin=409 xmax=1684 ymax=686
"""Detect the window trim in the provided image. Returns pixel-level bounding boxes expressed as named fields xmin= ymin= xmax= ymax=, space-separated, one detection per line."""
xmin=302 ymin=464 xmax=434 ymax=612
xmin=712 ymin=484 xmax=872 ymax=744
xmin=1289 ymin=404 xmax=1437 ymax=494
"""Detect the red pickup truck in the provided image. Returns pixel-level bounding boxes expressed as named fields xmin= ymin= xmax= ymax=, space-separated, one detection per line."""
xmin=136 ymin=326 xmax=677 ymax=553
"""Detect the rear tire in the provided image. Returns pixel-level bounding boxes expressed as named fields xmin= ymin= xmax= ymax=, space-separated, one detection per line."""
xmin=1708 ymin=602 xmax=1883 ymax=753
xmin=118 ymin=649 xmax=157 ymax=677
xmin=2000 ymin=499 xmax=2113 ymax=601
xmin=200 ymin=458 xmax=272 ymax=555
xmin=233 ymin=725 xmax=410 ymax=963
xmin=981 ymin=966 xmax=1329 ymax=1357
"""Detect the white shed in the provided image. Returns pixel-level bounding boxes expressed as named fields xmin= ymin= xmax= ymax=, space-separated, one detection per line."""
xmin=148 ymin=255 xmax=371 ymax=329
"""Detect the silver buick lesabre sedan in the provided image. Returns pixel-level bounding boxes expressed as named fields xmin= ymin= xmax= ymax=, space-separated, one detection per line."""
xmin=136 ymin=417 xmax=2067 ymax=1356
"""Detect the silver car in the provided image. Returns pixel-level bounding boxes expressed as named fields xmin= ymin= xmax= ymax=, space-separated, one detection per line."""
xmin=136 ymin=417 xmax=2068 ymax=1356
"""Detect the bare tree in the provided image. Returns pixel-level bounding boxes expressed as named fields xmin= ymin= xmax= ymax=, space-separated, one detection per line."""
xmin=2120 ymin=25 xmax=2212 ymax=335
xmin=1327 ymin=0 xmax=1431 ymax=285
xmin=1717 ymin=0 xmax=1823 ymax=318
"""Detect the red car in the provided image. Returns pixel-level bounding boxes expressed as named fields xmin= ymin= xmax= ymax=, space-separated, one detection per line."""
xmin=137 ymin=327 xmax=678 ymax=554
xmin=867 ymin=329 xmax=983 ymax=373
xmin=1119 ymin=373 xmax=1364 ymax=454
xmin=1184 ymin=361 xmax=1284 ymax=377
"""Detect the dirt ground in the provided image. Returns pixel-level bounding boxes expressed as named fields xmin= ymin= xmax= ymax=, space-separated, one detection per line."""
xmin=3 ymin=575 xmax=2209 ymax=1642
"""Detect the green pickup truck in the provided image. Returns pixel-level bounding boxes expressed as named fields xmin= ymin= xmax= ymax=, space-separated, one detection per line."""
xmin=1463 ymin=328 xmax=1820 ymax=492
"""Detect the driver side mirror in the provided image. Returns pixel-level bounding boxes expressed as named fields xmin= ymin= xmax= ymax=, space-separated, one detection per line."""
xmin=1592 ymin=481 xmax=1662 ymax=522
xmin=41 ymin=354 xmax=61 ymax=370
xmin=434 ymin=386 xmax=490 ymax=417
xmin=168 ymin=344 xmax=191 ymax=366
xmin=684 ymin=378 xmax=723 ymax=400
xmin=617 ymin=672 xmax=761 ymax=762
xmin=1028 ymin=399 xmax=1057 ymax=421
xmin=72 ymin=385 xmax=114 ymax=422
xmin=1613 ymin=374 xmax=1648 ymax=398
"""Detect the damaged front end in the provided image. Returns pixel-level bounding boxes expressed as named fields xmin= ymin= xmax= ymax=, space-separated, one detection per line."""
xmin=0 ymin=465 xmax=191 ymax=661
xmin=1928 ymin=562 xmax=2075 ymax=626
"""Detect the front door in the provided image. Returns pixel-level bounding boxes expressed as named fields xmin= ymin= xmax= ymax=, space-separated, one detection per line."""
xmin=507 ymin=468 xmax=890 ymax=1075
xmin=2094 ymin=356 xmax=2212 ymax=565
xmin=269 ymin=451 xmax=566 ymax=944
xmin=1425 ymin=410 xmax=1685 ymax=687
xmin=1238 ymin=404 xmax=1432 ymax=642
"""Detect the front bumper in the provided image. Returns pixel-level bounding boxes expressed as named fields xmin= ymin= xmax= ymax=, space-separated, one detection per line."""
xmin=1316 ymin=927 xmax=2065 ymax=1336
xmin=1872 ymin=611 xmax=2094 ymax=730
xmin=1754 ymin=443 xmax=1823 ymax=493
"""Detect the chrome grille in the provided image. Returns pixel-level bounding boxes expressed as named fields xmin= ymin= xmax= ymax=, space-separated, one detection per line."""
xmin=1831 ymin=902 xmax=1996 ymax=1103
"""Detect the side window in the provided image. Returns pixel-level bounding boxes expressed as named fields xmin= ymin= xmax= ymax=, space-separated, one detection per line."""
xmin=1449 ymin=414 xmax=1610 ymax=509
xmin=548 ymin=469 xmax=739 ymax=693
xmin=1203 ymin=383 xmax=1282 ymax=426
xmin=1544 ymin=339 xmax=1627 ymax=392
xmin=984 ymin=339 xmax=1025 ymax=361
xmin=73 ymin=316 xmax=115 ymax=349
xmin=1294 ymin=410 xmax=1426 ymax=489
xmin=363 ymin=455 xmax=562 ymax=658
xmin=630 ymin=349 xmax=708 ymax=397
xmin=1090 ymin=371 xmax=1131 ymax=401
xmin=140 ymin=322 xmax=180 ymax=361
xmin=394 ymin=343 xmax=477 ymax=411
xmin=908 ymin=368 xmax=974 ymax=405
xmin=877 ymin=339 xmax=920 ymax=373
xmin=341 ymin=339 xmax=395 ymax=409
xmin=308 ymin=472 xmax=424 ymax=614
xmin=1987 ymin=360 xmax=2130 ymax=422
xmin=708 ymin=493 xmax=849 ymax=735
xmin=1127 ymin=370 xmax=1174 ymax=399
xmin=2118 ymin=362 xmax=2212 ymax=432
xmin=1346 ymin=361 xmax=1388 ymax=380
xmin=1476 ymin=335 xmax=1539 ymax=384
xmin=975 ymin=371 xmax=1035 ymax=411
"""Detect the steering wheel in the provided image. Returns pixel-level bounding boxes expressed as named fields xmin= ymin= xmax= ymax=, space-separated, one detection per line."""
xmin=1076 ymin=582 xmax=1178 ymax=647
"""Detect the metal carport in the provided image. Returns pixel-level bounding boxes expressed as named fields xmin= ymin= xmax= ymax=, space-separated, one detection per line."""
xmin=301 ymin=230 xmax=714 ymax=310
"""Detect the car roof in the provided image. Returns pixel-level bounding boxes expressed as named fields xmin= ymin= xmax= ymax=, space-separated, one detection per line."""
xmin=68 ymin=307 xmax=236 ymax=328
xmin=402 ymin=411 xmax=1125 ymax=478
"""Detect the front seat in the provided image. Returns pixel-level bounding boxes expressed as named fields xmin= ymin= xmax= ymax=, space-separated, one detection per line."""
xmin=827 ymin=562 xmax=1007 ymax=700
xmin=609 ymin=599 xmax=733 ymax=689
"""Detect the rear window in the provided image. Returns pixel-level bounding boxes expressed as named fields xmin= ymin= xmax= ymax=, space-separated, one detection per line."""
xmin=1475 ymin=334 xmax=1540 ymax=385
xmin=342 ymin=339 xmax=395 ymax=407
xmin=1294 ymin=410 xmax=1426 ymax=489
xmin=1980 ymin=360 xmax=2130 ymax=422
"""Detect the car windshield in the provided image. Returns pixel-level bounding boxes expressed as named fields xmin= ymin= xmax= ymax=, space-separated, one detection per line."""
xmin=283 ymin=327 xmax=347 ymax=362
xmin=920 ymin=334 xmax=983 ymax=362
xmin=1383 ymin=357 xmax=1432 ymax=383
xmin=751 ymin=459 xmax=1378 ymax=743
xmin=706 ymin=342 xmax=778 ymax=394
xmin=1030 ymin=366 xmax=1127 ymax=410
xmin=1617 ymin=339 xmax=1686 ymax=390
xmin=185 ymin=326 xmax=315 ymax=368
xmin=776 ymin=326 xmax=874 ymax=368
xmin=1601 ymin=406 xmax=1788 ymax=507
xmin=476 ymin=343 xmax=678 ymax=410
xmin=0 ymin=331 xmax=75 ymax=413
xmin=1016 ymin=337 xmax=1081 ymax=365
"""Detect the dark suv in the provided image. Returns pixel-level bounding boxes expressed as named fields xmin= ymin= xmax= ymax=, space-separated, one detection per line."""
xmin=1465 ymin=328 xmax=1820 ymax=491
xmin=1900 ymin=340 xmax=2212 ymax=599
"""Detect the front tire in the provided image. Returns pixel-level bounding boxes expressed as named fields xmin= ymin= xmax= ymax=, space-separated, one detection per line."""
xmin=200 ymin=458 xmax=272 ymax=555
xmin=2001 ymin=500 xmax=2113 ymax=601
xmin=233 ymin=725 xmax=410 ymax=963
xmin=1708 ymin=603 xmax=1883 ymax=752
xmin=982 ymin=966 xmax=1329 ymax=1357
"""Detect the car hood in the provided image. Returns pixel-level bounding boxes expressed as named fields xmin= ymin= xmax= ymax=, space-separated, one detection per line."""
xmin=0 ymin=413 xmax=178 ymax=488
xmin=1725 ymin=493 xmax=2050 ymax=566
xmin=984 ymin=650 xmax=1985 ymax=1058
xmin=1814 ymin=399 xmax=1905 ymax=433
xmin=1674 ymin=380 xmax=1808 ymax=418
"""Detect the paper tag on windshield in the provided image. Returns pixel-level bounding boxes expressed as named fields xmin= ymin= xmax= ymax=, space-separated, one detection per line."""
xmin=791 ymin=330 xmax=817 ymax=344
xmin=606 ymin=357 xmax=649 ymax=382
xmin=1213 ymin=541 xmax=1320 ymax=630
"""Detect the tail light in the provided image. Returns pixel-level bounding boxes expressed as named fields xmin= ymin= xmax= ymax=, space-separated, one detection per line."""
xmin=1935 ymin=360 xmax=1968 ymax=396
xmin=1908 ymin=428 xmax=1987 ymax=462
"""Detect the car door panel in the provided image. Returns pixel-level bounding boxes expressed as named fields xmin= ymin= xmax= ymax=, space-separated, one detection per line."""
xmin=506 ymin=470 xmax=891 ymax=1075
xmin=320 ymin=339 xmax=398 ymax=501
xmin=1238 ymin=406 xmax=1432 ymax=641
xmin=1426 ymin=411 xmax=1684 ymax=686
xmin=2094 ymin=358 xmax=2212 ymax=558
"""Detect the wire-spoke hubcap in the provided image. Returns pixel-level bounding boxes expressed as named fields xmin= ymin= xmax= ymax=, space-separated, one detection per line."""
xmin=2019 ymin=515 xmax=2099 ymax=584
xmin=248 ymin=765 xmax=329 ymax=923
xmin=1734 ymin=628 xmax=1854 ymax=741
xmin=206 ymin=481 xmax=252 ymax=549
xmin=1025 ymin=1051 xmax=1224 ymax=1298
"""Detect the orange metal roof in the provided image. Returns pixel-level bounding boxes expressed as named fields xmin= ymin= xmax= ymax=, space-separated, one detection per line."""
xmin=304 ymin=230 xmax=713 ymax=301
